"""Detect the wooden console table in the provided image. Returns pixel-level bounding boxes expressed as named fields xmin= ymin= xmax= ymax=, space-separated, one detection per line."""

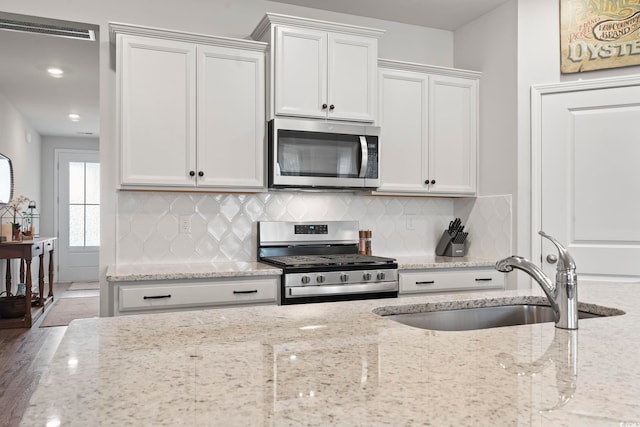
xmin=0 ymin=237 xmax=56 ymax=328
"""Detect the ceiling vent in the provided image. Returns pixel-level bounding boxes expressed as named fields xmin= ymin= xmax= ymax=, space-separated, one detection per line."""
xmin=0 ymin=18 xmax=96 ymax=41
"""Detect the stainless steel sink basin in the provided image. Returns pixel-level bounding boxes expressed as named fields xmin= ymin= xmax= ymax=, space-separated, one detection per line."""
xmin=384 ymin=304 xmax=603 ymax=331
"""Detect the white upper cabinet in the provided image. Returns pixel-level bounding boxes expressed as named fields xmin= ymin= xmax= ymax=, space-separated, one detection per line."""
xmin=112 ymin=24 xmax=267 ymax=191
xmin=118 ymin=35 xmax=197 ymax=187
xmin=197 ymin=45 xmax=265 ymax=189
xmin=376 ymin=60 xmax=479 ymax=197
xmin=252 ymin=13 xmax=384 ymax=123
xmin=428 ymin=74 xmax=478 ymax=195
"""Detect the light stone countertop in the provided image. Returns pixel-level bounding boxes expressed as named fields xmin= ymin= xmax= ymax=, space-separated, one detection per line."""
xmin=106 ymin=261 xmax=282 ymax=282
xmin=20 ymin=282 xmax=640 ymax=426
xmin=395 ymin=255 xmax=496 ymax=269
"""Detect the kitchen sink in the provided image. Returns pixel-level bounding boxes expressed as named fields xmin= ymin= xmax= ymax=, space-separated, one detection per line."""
xmin=381 ymin=303 xmax=622 ymax=331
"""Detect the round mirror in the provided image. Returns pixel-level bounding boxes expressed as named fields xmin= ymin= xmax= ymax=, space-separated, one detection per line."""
xmin=0 ymin=153 xmax=14 ymax=205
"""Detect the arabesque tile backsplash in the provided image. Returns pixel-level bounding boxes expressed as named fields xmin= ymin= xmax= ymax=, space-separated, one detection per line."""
xmin=116 ymin=192 xmax=511 ymax=264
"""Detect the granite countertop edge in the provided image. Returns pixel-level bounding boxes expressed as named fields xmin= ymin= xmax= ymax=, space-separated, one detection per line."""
xmin=106 ymin=256 xmax=497 ymax=282
xmin=105 ymin=261 xmax=282 ymax=282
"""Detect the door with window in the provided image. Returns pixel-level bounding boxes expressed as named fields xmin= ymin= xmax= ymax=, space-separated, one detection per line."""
xmin=56 ymin=150 xmax=99 ymax=282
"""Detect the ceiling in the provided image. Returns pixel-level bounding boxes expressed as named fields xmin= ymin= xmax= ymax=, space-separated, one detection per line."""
xmin=0 ymin=1 xmax=507 ymax=139
xmin=271 ymin=0 xmax=510 ymax=30
xmin=0 ymin=17 xmax=99 ymax=138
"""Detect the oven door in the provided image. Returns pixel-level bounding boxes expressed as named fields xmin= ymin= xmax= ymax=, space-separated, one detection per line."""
xmin=269 ymin=119 xmax=379 ymax=189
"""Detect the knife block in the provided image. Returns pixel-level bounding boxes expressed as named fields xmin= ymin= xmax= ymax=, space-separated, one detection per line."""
xmin=435 ymin=230 xmax=467 ymax=257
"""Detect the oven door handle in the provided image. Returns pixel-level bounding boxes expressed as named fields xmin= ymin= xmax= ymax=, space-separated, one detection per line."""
xmin=287 ymin=282 xmax=397 ymax=298
xmin=358 ymin=136 xmax=368 ymax=178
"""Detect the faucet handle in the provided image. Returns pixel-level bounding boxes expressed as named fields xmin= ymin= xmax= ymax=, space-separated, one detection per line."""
xmin=539 ymin=231 xmax=576 ymax=271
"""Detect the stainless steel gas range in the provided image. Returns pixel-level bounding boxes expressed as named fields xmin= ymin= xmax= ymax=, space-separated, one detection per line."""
xmin=258 ymin=221 xmax=398 ymax=305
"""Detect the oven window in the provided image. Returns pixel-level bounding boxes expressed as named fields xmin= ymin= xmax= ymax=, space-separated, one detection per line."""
xmin=277 ymin=130 xmax=362 ymax=177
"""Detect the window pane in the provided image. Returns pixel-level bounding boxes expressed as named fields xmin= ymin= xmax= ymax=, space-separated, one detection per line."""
xmin=69 ymin=162 xmax=85 ymax=204
xmin=85 ymin=205 xmax=100 ymax=246
xmin=85 ymin=162 xmax=100 ymax=205
xmin=69 ymin=205 xmax=85 ymax=246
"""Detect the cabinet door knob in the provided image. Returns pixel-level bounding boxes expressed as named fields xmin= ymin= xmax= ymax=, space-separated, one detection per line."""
xmin=322 ymin=103 xmax=328 ymax=109
xmin=198 ymin=171 xmax=204 ymax=177
xmin=189 ymin=171 xmax=195 ymax=177
xmin=329 ymin=104 xmax=335 ymax=110
xmin=431 ymin=179 xmax=436 ymax=185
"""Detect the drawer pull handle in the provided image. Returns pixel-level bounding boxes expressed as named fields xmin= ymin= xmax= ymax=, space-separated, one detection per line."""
xmin=415 ymin=281 xmax=435 ymax=285
xmin=475 ymin=278 xmax=493 ymax=282
xmin=233 ymin=290 xmax=258 ymax=294
xmin=143 ymin=294 xmax=172 ymax=300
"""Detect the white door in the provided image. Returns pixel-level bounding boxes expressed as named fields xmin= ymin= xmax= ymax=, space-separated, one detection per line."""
xmin=328 ymin=33 xmax=377 ymax=122
xmin=56 ymin=150 xmax=100 ymax=282
xmin=118 ymin=34 xmax=196 ymax=186
xmin=428 ymin=74 xmax=477 ymax=195
xmin=377 ymin=67 xmax=429 ymax=194
xmin=197 ymin=44 xmax=265 ymax=189
xmin=535 ymin=79 xmax=640 ymax=279
xmin=275 ymin=26 xmax=327 ymax=119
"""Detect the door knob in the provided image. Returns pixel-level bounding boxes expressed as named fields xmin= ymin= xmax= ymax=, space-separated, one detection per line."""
xmin=546 ymin=254 xmax=558 ymax=264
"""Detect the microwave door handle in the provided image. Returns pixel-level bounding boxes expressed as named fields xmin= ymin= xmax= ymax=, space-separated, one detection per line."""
xmin=359 ymin=136 xmax=368 ymax=178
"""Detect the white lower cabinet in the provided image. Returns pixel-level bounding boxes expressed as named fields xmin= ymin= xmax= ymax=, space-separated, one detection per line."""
xmin=114 ymin=277 xmax=279 ymax=315
xmin=399 ymin=268 xmax=504 ymax=295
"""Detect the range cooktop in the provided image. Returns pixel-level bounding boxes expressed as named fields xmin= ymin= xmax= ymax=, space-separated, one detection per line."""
xmin=261 ymin=253 xmax=396 ymax=268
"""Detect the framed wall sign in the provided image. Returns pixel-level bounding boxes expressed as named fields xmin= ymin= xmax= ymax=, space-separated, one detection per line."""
xmin=561 ymin=0 xmax=640 ymax=73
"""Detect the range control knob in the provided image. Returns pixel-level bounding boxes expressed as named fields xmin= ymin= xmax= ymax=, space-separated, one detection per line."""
xmin=301 ymin=275 xmax=311 ymax=285
xmin=340 ymin=273 xmax=349 ymax=282
xmin=316 ymin=275 xmax=326 ymax=284
xmin=377 ymin=272 xmax=386 ymax=280
xmin=363 ymin=272 xmax=372 ymax=281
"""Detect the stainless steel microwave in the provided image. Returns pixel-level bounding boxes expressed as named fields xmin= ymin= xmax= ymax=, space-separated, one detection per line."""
xmin=268 ymin=118 xmax=380 ymax=190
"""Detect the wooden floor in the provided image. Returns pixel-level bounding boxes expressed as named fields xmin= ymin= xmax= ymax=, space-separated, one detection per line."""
xmin=0 ymin=283 xmax=99 ymax=427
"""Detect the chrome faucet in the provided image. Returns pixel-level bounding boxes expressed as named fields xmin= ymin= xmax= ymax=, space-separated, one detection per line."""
xmin=496 ymin=231 xmax=578 ymax=330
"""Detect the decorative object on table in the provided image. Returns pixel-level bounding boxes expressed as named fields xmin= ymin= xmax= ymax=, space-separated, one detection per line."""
xmin=560 ymin=0 xmax=640 ymax=73
xmin=0 ymin=194 xmax=29 ymax=241
xmin=435 ymin=217 xmax=469 ymax=257
xmin=22 ymin=200 xmax=40 ymax=239
xmin=0 ymin=291 xmax=26 ymax=319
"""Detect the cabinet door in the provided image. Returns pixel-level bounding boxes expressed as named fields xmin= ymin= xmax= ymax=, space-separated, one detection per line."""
xmin=274 ymin=26 xmax=327 ymax=119
xmin=197 ymin=45 xmax=265 ymax=190
xmin=377 ymin=69 xmax=429 ymax=193
xmin=328 ymin=33 xmax=377 ymax=122
xmin=428 ymin=75 xmax=477 ymax=195
xmin=118 ymin=35 xmax=196 ymax=186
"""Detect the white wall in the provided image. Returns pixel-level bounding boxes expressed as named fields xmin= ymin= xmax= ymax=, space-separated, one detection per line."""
xmin=0 ymin=92 xmax=41 ymax=205
xmin=515 ymin=0 xmax=640 ymax=263
xmin=454 ymin=1 xmax=518 ymax=287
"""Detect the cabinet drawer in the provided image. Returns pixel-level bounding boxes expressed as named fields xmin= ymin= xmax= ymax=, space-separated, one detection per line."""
xmin=119 ymin=278 xmax=278 ymax=312
xmin=400 ymin=269 xmax=504 ymax=294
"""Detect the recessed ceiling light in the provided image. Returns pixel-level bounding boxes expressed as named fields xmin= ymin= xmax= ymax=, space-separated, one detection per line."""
xmin=47 ymin=67 xmax=64 ymax=78
xmin=68 ymin=113 xmax=80 ymax=121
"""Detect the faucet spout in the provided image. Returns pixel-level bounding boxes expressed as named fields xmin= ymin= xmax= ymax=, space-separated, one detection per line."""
xmin=496 ymin=232 xmax=578 ymax=330
xmin=496 ymin=256 xmax=560 ymax=322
